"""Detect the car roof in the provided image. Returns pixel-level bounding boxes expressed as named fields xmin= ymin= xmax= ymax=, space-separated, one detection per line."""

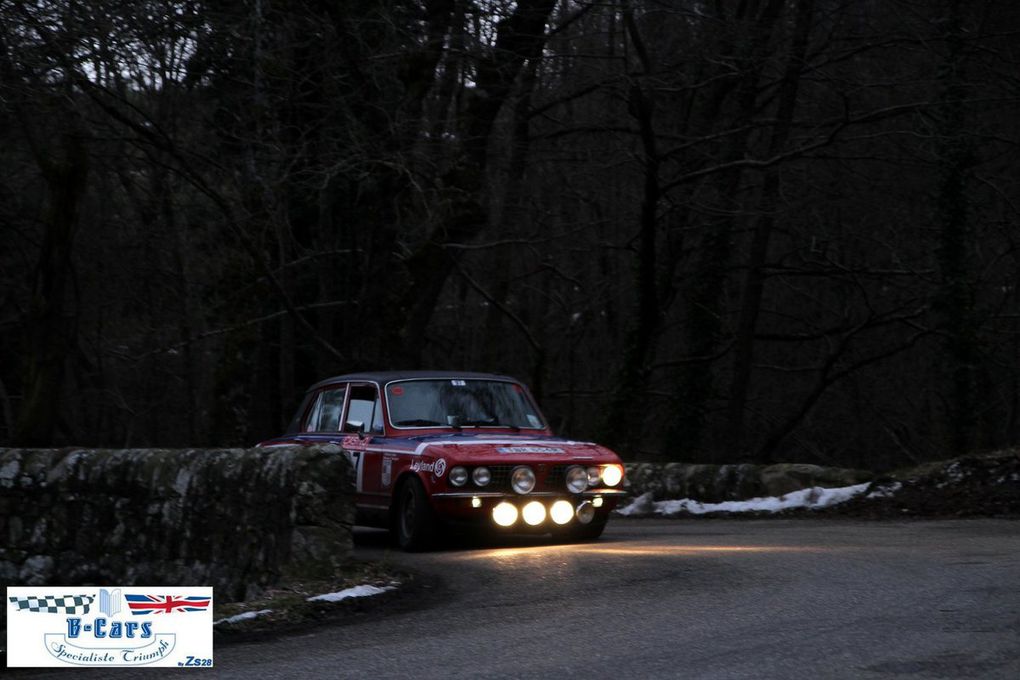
xmin=306 ymin=370 xmax=523 ymax=392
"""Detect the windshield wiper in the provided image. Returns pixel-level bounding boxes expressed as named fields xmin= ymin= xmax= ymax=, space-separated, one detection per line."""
xmin=492 ymin=422 xmax=520 ymax=431
xmin=460 ymin=418 xmax=520 ymax=431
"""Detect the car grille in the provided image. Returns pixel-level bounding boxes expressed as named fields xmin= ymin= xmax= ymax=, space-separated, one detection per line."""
xmin=545 ymin=465 xmax=568 ymax=489
xmin=465 ymin=464 xmax=571 ymax=493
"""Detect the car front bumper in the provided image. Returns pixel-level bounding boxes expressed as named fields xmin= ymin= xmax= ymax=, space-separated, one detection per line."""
xmin=429 ymin=489 xmax=626 ymax=526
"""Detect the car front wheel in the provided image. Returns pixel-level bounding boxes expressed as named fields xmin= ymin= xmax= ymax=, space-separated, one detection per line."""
xmin=394 ymin=477 xmax=436 ymax=551
xmin=552 ymin=518 xmax=607 ymax=542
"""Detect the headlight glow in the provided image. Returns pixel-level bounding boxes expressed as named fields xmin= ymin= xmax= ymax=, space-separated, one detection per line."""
xmin=522 ymin=501 xmax=546 ymax=526
xmin=550 ymin=500 xmax=574 ymax=525
xmin=472 ymin=466 xmax=491 ymax=486
xmin=492 ymin=502 xmax=518 ymax=527
xmin=601 ymin=464 xmax=624 ymax=487
xmin=566 ymin=465 xmax=588 ymax=493
xmin=511 ymin=466 xmax=536 ymax=494
xmin=449 ymin=466 xmax=469 ymax=487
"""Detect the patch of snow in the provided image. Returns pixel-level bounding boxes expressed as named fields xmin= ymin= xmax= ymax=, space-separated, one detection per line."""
xmin=866 ymin=482 xmax=902 ymax=499
xmin=306 ymin=584 xmax=396 ymax=603
xmin=214 ymin=609 xmax=273 ymax=625
xmin=616 ymin=483 xmax=871 ymax=516
xmin=617 ymin=492 xmax=656 ymax=516
xmin=944 ymin=462 xmax=965 ymax=482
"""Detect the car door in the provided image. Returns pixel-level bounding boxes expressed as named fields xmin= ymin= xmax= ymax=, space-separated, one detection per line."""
xmin=303 ymin=384 xmax=349 ymax=440
xmin=342 ymin=383 xmax=387 ymax=500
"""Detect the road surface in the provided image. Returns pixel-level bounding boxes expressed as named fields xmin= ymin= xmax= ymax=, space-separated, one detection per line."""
xmin=17 ymin=518 xmax=1020 ymax=678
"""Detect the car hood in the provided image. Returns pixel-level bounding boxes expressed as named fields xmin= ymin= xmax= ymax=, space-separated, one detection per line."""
xmin=380 ymin=433 xmax=620 ymax=464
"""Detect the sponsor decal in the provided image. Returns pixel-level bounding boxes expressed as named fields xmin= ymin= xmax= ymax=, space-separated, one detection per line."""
xmin=7 ymin=586 xmax=213 ymax=668
xmin=497 ymin=446 xmax=566 ymax=454
xmin=410 ymin=458 xmax=447 ymax=476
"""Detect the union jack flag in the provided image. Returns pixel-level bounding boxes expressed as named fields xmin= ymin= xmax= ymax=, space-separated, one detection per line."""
xmin=124 ymin=594 xmax=211 ymax=615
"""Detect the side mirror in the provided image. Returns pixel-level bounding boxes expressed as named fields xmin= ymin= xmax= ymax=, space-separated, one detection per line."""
xmin=447 ymin=415 xmax=463 ymax=427
xmin=346 ymin=420 xmax=366 ymax=436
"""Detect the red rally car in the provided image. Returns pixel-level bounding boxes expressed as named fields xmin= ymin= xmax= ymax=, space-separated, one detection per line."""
xmin=258 ymin=371 xmax=626 ymax=550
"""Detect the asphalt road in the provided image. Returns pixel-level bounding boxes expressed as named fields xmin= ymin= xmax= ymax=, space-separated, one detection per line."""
xmin=17 ymin=518 xmax=1020 ymax=678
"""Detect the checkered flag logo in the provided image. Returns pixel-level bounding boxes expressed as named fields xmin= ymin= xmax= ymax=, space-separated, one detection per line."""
xmin=9 ymin=594 xmax=94 ymax=615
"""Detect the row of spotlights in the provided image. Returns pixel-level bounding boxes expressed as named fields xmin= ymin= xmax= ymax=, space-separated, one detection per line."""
xmin=491 ymin=500 xmax=594 ymax=527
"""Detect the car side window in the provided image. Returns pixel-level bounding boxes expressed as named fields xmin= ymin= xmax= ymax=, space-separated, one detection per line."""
xmin=313 ymin=387 xmax=347 ymax=432
xmin=345 ymin=384 xmax=382 ymax=433
xmin=304 ymin=392 xmax=323 ymax=432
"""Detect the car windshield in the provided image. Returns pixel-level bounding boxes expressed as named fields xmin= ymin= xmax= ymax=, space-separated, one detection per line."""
xmin=386 ymin=379 xmax=546 ymax=430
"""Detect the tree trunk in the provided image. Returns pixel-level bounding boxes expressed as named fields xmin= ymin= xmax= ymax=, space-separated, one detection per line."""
xmin=725 ymin=0 xmax=815 ymax=459
xmin=13 ymin=130 xmax=89 ymax=446
xmin=601 ymin=3 xmax=662 ymax=448
xmin=391 ymin=0 xmax=558 ymax=366
xmin=934 ymin=0 xmax=977 ymax=456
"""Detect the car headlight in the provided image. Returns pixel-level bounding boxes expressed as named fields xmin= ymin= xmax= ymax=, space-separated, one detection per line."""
xmin=601 ymin=464 xmax=624 ymax=487
xmin=472 ymin=466 xmax=491 ymax=486
xmin=566 ymin=465 xmax=588 ymax=493
xmin=587 ymin=466 xmax=601 ymax=487
xmin=449 ymin=466 xmax=468 ymax=487
xmin=511 ymin=466 xmax=536 ymax=494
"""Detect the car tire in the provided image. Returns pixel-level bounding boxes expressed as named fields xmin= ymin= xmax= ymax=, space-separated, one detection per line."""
xmin=394 ymin=477 xmax=436 ymax=551
xmin=554 ymin=517 xmax=608 ymax=542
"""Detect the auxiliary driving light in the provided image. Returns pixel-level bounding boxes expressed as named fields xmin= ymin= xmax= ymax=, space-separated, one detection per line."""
xmin=575 ymin=500 xmax=595 ymax=524
xmin=511 ymin=466 xmax=536 ymax=494
xmin=492 ymin=502 xmax=518 ymax=527
xmin=592 ymin=496 xmax=604 ymax=508
xmin=550 ymin=500 xmax=574 ymax=525
xmin=601 ymin=464 xmax=624 ymax=487
xmin=471 ymin=496 xmax=482 ymax=508
xmin=566 ymin=465 xmax=588 ymax=493
xmin=522 ymin=501 xmax=546 ymax=526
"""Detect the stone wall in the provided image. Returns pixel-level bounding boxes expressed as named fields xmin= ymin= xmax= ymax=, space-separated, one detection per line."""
xmin=624 ymin=462 xmax=873 ymax=502
xmin=0 ymin=446 xmax=354 ymax=601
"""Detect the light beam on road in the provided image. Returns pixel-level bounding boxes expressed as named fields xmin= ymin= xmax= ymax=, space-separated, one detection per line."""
xmin=460 ymin=542 xmax=824 ymax=561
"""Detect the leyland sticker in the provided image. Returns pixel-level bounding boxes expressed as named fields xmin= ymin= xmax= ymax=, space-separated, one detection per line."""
xmin=6 ymin=586 xmax=213 ymax=668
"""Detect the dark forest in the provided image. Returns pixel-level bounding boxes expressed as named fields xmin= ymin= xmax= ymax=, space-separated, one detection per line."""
xmin=1 ymin=0 xmax=1018 ymax=468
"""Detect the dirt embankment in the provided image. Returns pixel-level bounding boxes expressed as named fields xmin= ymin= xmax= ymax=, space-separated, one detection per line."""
xmin=826 ymin=449 xmax=1020 ymax=518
